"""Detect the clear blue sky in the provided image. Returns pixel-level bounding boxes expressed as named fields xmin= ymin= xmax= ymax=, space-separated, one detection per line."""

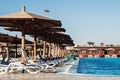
xmin=0 ymin=0 xmax=120 ymax=46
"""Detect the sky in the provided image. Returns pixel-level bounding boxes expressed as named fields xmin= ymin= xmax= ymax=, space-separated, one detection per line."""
xmin=0 ymin=0 xmax=120 ymax=46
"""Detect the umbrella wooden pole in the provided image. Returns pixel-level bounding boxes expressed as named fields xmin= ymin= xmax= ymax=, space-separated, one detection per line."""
xmin=57 ymin=44 xmax=59 ymax=57
xmin=48 ymin=43 xmax=51 ymax=58
xmin=61 ymin=49 xmax=63 ymax=57
xmin=6 ymin=43 xmax=9 ymax=60
xmin=60 ymin=48 xmax=62 ymax=57
xmin=43 ymin=40 xmax=46 ymax=59
xmin=56 ymin=44 xmax=58 ymax=58
xmin=6 ymin=33 xmax=9 ymax=60
xmin=21 ymin=31 xmax=25 ymax=64
xmin=33 ymin=36 xmax=37 ymax=62
xmin=55 ymin=44 xmax=57 ymax=58
xmin=58 ymin=45 xmax=60 ymax=57
xmin=21 ymin=32 xmax=25 ymax=50
xmin=62 ymin=49 xmax=64 ymax=57
xmin=15 ymin=35 xmax=17 ymax=58
xmin=60 ymin=47 xmax=62 ymax=57
xmin=63 ymin=48 xmax=65 ymax=57
xmin=32 ymin=46 xmax=34 ymax=58
xmin=53 ymin=44 xmax=55 ymax=58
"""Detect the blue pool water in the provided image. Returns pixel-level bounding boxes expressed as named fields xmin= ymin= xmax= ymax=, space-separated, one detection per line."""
xmin=77 ymin=58 xmax=120 ymax=76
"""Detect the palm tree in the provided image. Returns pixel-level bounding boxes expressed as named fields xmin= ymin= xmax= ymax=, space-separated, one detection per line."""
xmin=106 ymin=45 xmax=109 ymax=47
xmin=110 ymin=44 xmax=114 ymax=47
xmin=91 ymin=42 xmax=95 ymax=47
xmin=87 ymin=41 xmax=92 ymax=46
xmin=100 ymin=43 xmax=104 ymax=46
xmin=87 ymin=41 xmax=95 ymax=47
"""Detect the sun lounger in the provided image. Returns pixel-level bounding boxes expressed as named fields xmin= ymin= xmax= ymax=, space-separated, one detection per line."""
xmin=36 ymin=54 xmax=63 ymax=71
xmin=1 ymin=54 xmax=10 ymax=65
xmin=88 ymin=54 xmax=93 ymax=58
xmin=111 ymin=54 xmax=117 ymax=58
xmin=0 ymin=48 xmax=44 ymax=74
xmin=0 ymin=62 xmax=42 ymax=74
xmin=105 ymin=55 xmax=110 ymax=58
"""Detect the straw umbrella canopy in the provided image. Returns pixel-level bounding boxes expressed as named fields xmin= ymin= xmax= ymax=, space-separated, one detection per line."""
xmin=0 ymin=6 xmax=62 ymax=63
xmin=37 ymin=31 xmax=74 ymax=58
xmin=46 ymin=32 xmax=74 ymax=57
xmin=0 ymin=6 xmax=61 ymax=47
xmin=0 ymin=32 xmax=32 ymax=44
xmin=0 ymin=35 xmax=32 ymax=44
xmin=37 ymin=31 xmax=74 ymax=49
xmin=42 ymin=32 xmax=74 ymax=45
xmin=4 ymin=27 xmax=66 ymax=35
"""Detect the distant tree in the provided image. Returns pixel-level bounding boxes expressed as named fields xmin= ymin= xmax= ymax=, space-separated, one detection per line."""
xmin=87 ymin=41 xmax=92 ymax=46
xmin=77 ymin=45 xmax=80 ymax=47
xmin=87 ymin=41 xmax=95 ymax=47
xmin=106 ymin=45 xmax=109 ymax=47
xmin=110 ymin=44 xmax=114 ymax=47
xmin=91 ymin=42 xmax=95 ymax=46
xmin=100 ymin=43 xmax=104 ymax=46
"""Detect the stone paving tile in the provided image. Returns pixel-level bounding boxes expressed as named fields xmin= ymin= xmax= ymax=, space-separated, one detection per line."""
xmin=0 ymin=73 xmax=120 ymax=80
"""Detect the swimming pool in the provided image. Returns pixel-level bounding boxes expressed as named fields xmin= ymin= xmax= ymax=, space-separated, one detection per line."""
xmin=77 ymin=58 xmax=120 ymax=76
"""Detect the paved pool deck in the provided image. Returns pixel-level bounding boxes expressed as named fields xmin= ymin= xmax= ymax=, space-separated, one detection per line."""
xmin=0 ymin=73 xmax=120 ymax=80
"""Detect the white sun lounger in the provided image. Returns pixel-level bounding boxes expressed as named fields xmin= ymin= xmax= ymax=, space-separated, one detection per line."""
xmin=0 ymin=62 xmax=44 ymax=74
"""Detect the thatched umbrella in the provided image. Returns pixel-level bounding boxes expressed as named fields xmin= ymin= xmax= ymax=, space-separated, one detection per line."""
xmin=4 ymin=26 xmax=65 ymax=60
xmin=39 ymin=32 xmax=74 ymax=45
xmin=37 ymin=31 xmax=74 ymax=58
xmin=0 ymin=6 xmax=61 ymax=63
